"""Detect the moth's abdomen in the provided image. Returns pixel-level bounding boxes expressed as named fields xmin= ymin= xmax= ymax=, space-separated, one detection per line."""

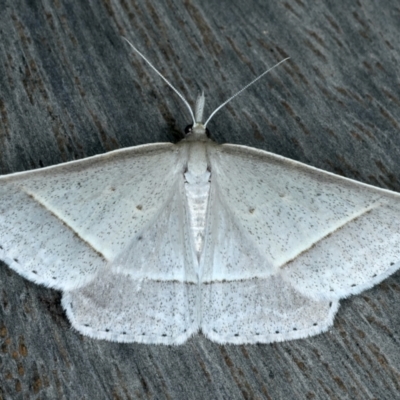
xmin=184 ymin=143 xmax=211 ymax=259
xmin=184 ymin=178 xmax=210 ymax=258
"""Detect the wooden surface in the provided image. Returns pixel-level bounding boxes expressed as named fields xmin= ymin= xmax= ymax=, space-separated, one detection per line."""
xmin=1 ymin=0 xmax=400 ymax=398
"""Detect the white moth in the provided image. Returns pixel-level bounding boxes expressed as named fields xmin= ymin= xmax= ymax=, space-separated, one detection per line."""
xmin=1 ymin=40 xmax=400 ymax=345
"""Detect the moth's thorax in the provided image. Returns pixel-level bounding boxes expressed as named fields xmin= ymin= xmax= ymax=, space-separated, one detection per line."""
xmin=183 ymin=141 xmax=211 ymax=259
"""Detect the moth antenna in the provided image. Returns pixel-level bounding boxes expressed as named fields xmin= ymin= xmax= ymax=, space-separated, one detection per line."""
xmin=204 ymin=57 xmax=290 ymax=128
xmin=122 ymin=37 xmax=196 ymax=125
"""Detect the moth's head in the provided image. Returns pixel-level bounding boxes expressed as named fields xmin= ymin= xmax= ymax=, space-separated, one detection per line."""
xmin=184 ymin=122 xmax=210 ymax=139
xmin=183 ymin=92 xmax=210 ymax=139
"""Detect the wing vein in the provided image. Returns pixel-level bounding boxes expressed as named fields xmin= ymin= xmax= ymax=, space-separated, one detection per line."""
xmin=281 ymin=201 xmax=380 ymax=268
xmin=22 ymin=187 xmax=108 ymax=261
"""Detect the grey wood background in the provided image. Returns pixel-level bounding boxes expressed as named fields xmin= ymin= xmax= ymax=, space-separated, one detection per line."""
xmin=1 ymin=0 xmax=400 ymax=398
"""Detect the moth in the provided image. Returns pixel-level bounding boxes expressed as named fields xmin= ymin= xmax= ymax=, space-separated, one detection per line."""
xmin=1 ymin=40 xmax=399 ymax=345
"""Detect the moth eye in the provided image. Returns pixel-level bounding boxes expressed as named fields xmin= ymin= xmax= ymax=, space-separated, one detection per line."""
xmin=184 ymin=124 xmax=193 ymax=135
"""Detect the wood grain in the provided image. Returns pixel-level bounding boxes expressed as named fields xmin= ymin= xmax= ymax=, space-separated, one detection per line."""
xmin=1 ymin=0 xmax=400 ymax=398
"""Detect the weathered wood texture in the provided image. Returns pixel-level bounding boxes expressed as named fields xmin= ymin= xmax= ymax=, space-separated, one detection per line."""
xmin=1 ymin=0 xmax=400 ymax=398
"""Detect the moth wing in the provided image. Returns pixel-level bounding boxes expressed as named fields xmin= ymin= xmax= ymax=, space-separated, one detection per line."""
xmin=63 ymin=170 xmax=199 ymax=344
xmin=0 ymin=143 xmax=190 ymax=290
xmin=200 ymin=143 xmax=400 ymax=343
